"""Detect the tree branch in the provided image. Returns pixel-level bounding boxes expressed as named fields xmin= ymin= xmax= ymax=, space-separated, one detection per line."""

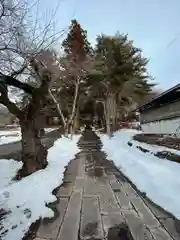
xmin=11 ymin=63 xmax=27 ymax=77
xmin=0 ymin=74 xmax=35 ymax=94
xmin=0 ymin=96 xmax=22 ymax=118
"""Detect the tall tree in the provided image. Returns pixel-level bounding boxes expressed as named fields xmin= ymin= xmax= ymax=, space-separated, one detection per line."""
xmin=59 ymin=19 xmax=93 ymax=134
xmin=88 ymin=33 xmax=154 ymax=134
xmin=62 ymin=19 xmax=92 ymax=57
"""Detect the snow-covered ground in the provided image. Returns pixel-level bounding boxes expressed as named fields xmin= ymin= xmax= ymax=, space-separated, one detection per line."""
xmin=0 ymin=128 xmax=57 ymax=145
xmin=100 ymin=129 xmax=180 ymax=219
xmin=0 ymin=129 xmax=21 ymax=145
xmin=0 ymin=135 xmax=80 ymax=240
xmin=132 ymin=134 xmax=180 ymax=156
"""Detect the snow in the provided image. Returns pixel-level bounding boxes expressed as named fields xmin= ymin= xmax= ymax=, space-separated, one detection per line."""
xmin=0 ymin=135 xmax=80 ymax=240
xmin=44 ymin=128 xmax=57 ymax=133
xmin=0 ymin=160 xmax=23 ymax=190
xmin=0 ymin=135 xmax=21 ymax=145
xmin=0 ymin=129 xmax=21 ymax=145
xmin=132 ymin=135 xmax=180 ymax=156
xmin=0 ymin=128 xmax=57 ymax=145
xmin=100 ymin=129 xmax=180 ymax=219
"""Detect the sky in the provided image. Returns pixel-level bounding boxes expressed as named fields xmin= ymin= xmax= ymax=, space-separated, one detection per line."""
xmin=36 ymin=0 xmax=180 ymax=90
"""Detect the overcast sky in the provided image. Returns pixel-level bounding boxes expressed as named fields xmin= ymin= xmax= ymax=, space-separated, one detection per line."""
xmin=36 ymin=0 xmax=180 ymax=90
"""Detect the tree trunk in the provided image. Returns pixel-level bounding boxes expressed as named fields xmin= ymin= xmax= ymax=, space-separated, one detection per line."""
xmin=73 ymin=101 xmax=80 ymax=133
xmin=105 ymin=94 xmax=117 ymax=136
xmin=104 ymin=99 xmax=111 ymax=137
xmin=18 ymin=119 xmax=48 ymax=178
xmin=48 ymin=89 xmax=66 ymax=128
xmin=65 ymin=77 xmax=80 ymax=135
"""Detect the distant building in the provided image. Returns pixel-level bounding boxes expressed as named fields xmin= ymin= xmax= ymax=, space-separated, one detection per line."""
xmin=134 ymin=84 xmax=180 ymax=134
xmin=0 ymin=100 xmax=62 ymax=128
xmin=36 ymin=106 xmax=61 ymax=128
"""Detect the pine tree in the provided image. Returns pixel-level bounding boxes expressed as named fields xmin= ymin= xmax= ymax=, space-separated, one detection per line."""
xmin=86 ymin=33 xmax=155 ymax=133
xmin=62 ymin=19 xmax=92 ymax=60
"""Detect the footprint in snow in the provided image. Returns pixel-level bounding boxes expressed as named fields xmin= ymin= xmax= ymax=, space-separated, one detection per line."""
xmin=23 ymin=208 xmax=32 ymax=219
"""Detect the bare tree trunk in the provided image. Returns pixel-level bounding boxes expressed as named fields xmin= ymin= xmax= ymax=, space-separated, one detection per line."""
xmin=18 ymin=118 xmax=48 ymax=178
xmin=64 ymin=125 xmax=69 ymax=137
xmin=106 ymin=114 xmax=111 ymax=138
xmin=73 ymin=100 xmax=80 ymax=133
xmin=111 ymin=96 xmax=117 ymax=131
xmin=100 ymin=118 xmax=103 ymax=128
xmin=104 ymin=99 xmax=111 ymax=137
xmin=70 ymin=123 xmax=73 ymax=139
xmin=65 ymin=77 xmax=80 ymax=134
xmin=48 ymin=89 xmax=66 ymax=128
xmin=105 ymin=94 xmax=117 ymax=136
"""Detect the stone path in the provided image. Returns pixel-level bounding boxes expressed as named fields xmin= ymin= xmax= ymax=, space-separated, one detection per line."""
xmin=35 ymin=130 xmax=180 ymax=240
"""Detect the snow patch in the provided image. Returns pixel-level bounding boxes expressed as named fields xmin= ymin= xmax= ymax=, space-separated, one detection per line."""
xmin=0 ymin=135 xmax=80 ymax=240
xmin=0 ymin=160 xmax=23 ymax=190
xmin=0 ymin=129 xmax=21 ymax=145
xmin=0 ymin=128 xmax=57 ymax=145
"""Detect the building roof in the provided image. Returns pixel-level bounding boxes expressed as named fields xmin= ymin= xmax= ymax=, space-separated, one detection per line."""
xmin=134 ymin=83 xmax=180 ymax=112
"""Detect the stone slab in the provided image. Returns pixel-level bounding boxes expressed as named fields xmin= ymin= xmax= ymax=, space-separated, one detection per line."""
xmin=121 ymin=182 xmax=139 ymax=199
xmin=110 ymin=181 xmax=122 ymax=192
xmin=57 ymin=190 xmax=82 ymax=240
xmin=159 ymin=218 xmax=180 ymax=240
xmin=106 ymin=172 xmax=117 ymax=183
xmin=122 ymin=209 xmax=154 ymax=240
xmin=57 ymin=183 xmax=73 ymax=197
xmin=94 ymin=167 xmax=106 ymax=180
xmin=77 ymin=158 xmax=85 ymax=177
xmin=131 ymin=198 xmax=160 ymax=229
xmin=96 ymin=173 xmax=109 ymax=185
xmin=84 ymin=176 xmax=97 ymax=196
xmin=80 ymin=196 xmax=104 ymax=239
xmin=150 ymin=226 xmax=173 ymax=240
xmin=37 ymin=198 xmax=69 ymax=240
xmin=74 ymin=177 xmax=85 ymax=190
xmin=143 ymin=198 xmax=170 ymax=219
xmin=64 ymin=160 xmax=78 ymax=183
xmin=115 ymin=189 xmax=133 ymax=210
xmin=98 ymin=184 xmax=120 ymax=214
xmin=101 ymin=213 xmax=125 ymax=238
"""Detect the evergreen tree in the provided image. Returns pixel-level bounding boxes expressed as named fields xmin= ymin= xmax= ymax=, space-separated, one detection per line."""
xmin=60 ymin=19 xmax=93 ymax=132
xmin=62 ymin=19 xmax=92 ymax=58
xmin=86 ymin=33 xmax=155 ymax=132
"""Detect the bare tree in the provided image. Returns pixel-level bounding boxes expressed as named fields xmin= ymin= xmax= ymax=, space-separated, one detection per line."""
xmin=0 ymin=0 xmax=65 ymax=177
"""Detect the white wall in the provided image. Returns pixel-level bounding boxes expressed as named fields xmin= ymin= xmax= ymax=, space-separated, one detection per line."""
xmin=141 ymin=118 xmax=180 ymax=135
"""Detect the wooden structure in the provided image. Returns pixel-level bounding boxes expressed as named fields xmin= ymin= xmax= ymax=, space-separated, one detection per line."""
xmin=134 ymin=84 xmax=180 ymax=134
